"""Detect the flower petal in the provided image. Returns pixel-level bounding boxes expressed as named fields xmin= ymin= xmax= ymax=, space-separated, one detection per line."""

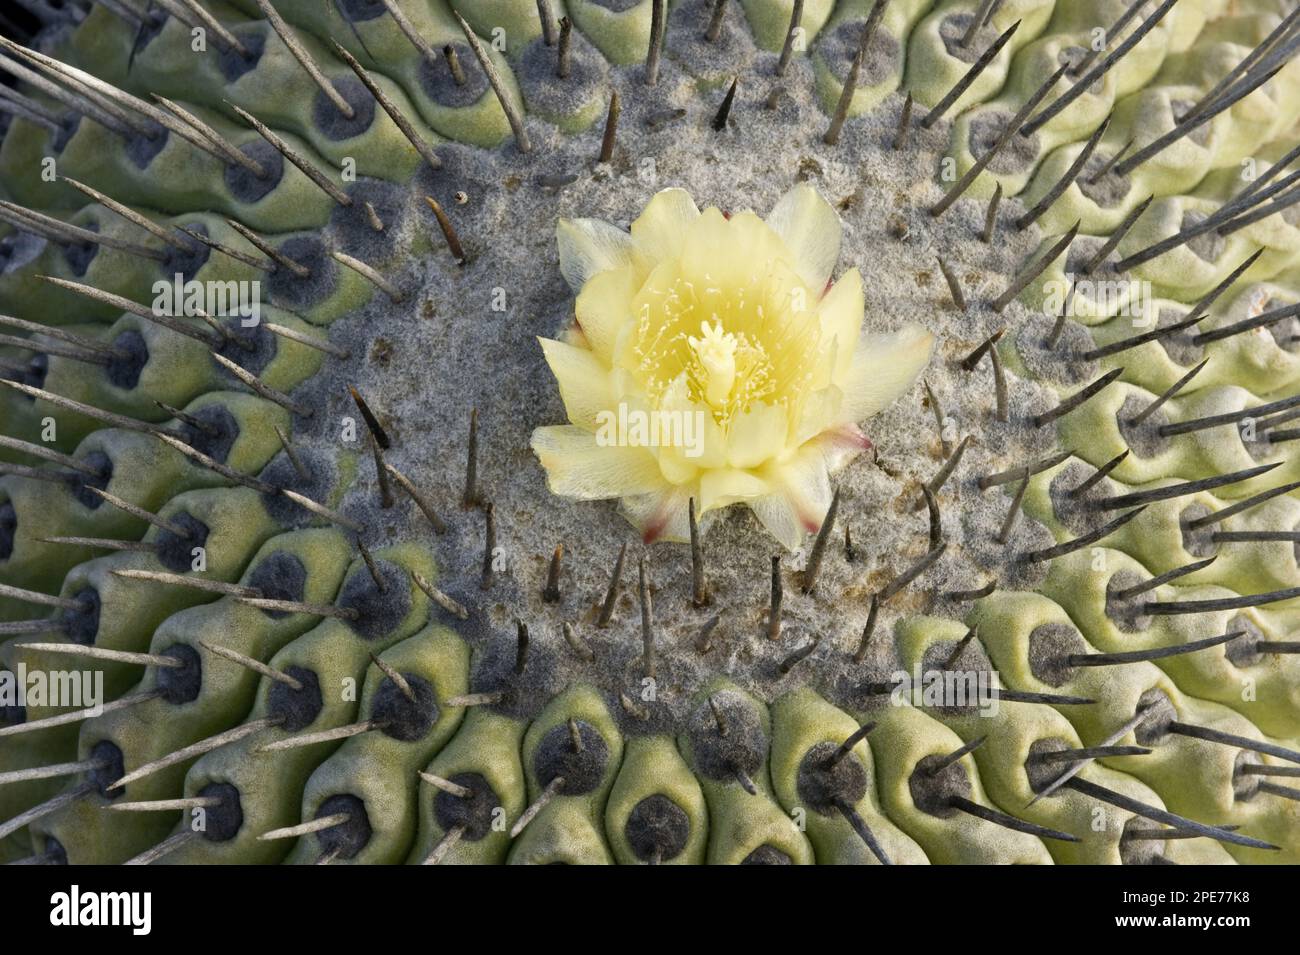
xmin=531 ymin=425 xmax=665 ymax=499
xmin=679 ymin=208 xmax=790 ymax=290
xmin=655 ymin=376 xmax=726 ymax=480
xmin=817 ymin=267 xmax=864 ymax=380
xmin=771 ymin=446 xmax=834 ymax=526
xmin=669 ymin=391 xmax=729 ymax=470
xmin=747 ymin=494 xmax=806 ymax=551
xmin=726 ymin=401 xmax=789 ymax=469
xmin=630 ymin=187 xmax=700 ymax=264
xmin=765 ymin=182 xmax=843 ymax=292
xmin=748 ymin=446 xmax=833 ymax=550
xmin=574 ymin=266 xmax=639 ymax=362
xmin=538 ymin=337 xmax=615 ymax=431
xmin=699 ymin=468 xmax=770 ymax=512
xmin=621 ymin=485 xmax=693 ymax=543
xmin=555 ymin=216 xmax=636 ymax=292
xmin=838 ymin=323 xmax=936 ymax=423
xmin=791 ymin=384 xmax=843 ymax=447
xmin=809 ymin=424 xmax=873 ymax=472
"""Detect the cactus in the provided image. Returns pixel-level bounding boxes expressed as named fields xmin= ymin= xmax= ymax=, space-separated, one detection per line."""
xmin=0 ymin=0 xmax=1297 ymax=866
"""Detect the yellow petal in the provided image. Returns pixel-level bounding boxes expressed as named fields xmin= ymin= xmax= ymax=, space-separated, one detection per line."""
xmin=838 ymin=324 xmax=936 ymax=423
xmin=531 ymin=425 xmax=665 ymax=499
xmin=809 ymin=424 xmax=872 ymax=472
xmin=630 ymin=187 xmax=700 ymax=264
xmin=765 ymin=182 xmax=843 ymax=292
xmin=769 ymin=445 xmax=833 ymax=524
xmin=726 ymin=401 xmax=788 ymax=470
xmin=538 ymin=337 xmax=614 ymax=432
xmin=699 ymin=468 xmax=769 ymax=512
xmin=791 ymin=385 xmax=843 ymax=447
xmin=555 ymin=217 xmax=636 ymax=293
xmin=657 ymin=451 xmax=698 ymax=486
xmin=654 ymin=378 xmax=701 ymax=484
xmin=657 ymin=375 xmax=728 ymax=470
xmin=574 ymin=266 xmax=638 ymax=362
xmin=679 ymin=208 xmax=790 ymax=290
xmin=747 ymin=494 xmax=805 ymax=550
xmin=692 ymin=408 xmax=729 ymax=470
xmin=748 ymin=445 xmax=833 ymax=548
xmin=621 ymin=485 xmax=693 ymax=543
xmin=817 ymin=268 xmax=863 ymax=380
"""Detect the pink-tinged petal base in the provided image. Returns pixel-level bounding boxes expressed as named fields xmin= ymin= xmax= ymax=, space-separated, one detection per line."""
xmin=622 ymin=486 xmax=694 ymax=545
xmin=748 ymin=446 xmax=836 ymax=549
xmin=815 ymin=424 xmax=873 ymax=473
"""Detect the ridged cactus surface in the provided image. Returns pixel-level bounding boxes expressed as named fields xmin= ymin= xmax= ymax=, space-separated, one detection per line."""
xmin=0 ymin=0 xmax=1298 ymax=865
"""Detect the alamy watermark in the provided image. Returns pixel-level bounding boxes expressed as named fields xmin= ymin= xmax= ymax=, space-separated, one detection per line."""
xmin=152 ymin=273 xmax=261 ymax=327
xmin=594 ymin=402 xmax=707 ymax=458
xmin=0 ymin=664 xmax=103 ymax=712
xmin=1043 ymin=273 xmax=1155 ymax=326
xmin=888 ymin=662 xmax=1000 ymax=716
xmin=49 ymin=886 xmax=151 ymax=935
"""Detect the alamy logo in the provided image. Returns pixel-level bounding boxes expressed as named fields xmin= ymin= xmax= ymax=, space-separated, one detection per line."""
xmin=1042 ymin=273 xmax=1154 ymax=324
xmin=152 ymin=272 xmax=261 ymax=327
xmin=0 ymin=664 xmax=103 ymax=712
xmin=888 ymin=664 xmax=1000 ymax=716
xmin=49 ymin=885 xmax=151 ymax=935
xmin=594 ymin=403 xmax=707 ymax=458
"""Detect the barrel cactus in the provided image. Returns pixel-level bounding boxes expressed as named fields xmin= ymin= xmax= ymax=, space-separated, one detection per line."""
xmin=0 ymin=0 xmax=1297 ymax=865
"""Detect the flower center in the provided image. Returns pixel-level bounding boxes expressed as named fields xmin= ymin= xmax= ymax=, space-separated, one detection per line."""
xmin=687 ymin=319 xmax=738 ymax=408
xmin=632 ymin=273 xmax=796 ymax=426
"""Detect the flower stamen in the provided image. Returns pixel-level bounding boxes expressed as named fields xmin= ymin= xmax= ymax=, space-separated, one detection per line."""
xmin=688 ymin=320 xmax=738 ymax=408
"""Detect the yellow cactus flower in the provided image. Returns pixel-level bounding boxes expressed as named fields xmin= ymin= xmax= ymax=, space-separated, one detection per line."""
xmin=531 ymin=184 xmax=936 ymax=548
